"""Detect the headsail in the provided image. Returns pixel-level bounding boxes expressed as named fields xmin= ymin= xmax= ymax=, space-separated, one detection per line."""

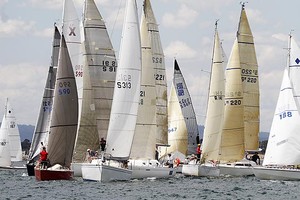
xmin=168 ymin=59 xmax=199 ymax=156
xmin=47 ymin=35 xmax=78 ymax=167
xmin=219 ymin=39 xmax=245 ymax=163
xmin=105 ymin=0 xmax=141 ymax=161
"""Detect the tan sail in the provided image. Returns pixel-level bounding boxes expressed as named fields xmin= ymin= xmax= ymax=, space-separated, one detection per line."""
xmin=237 ymin=5 xmax=259 ymax=150
xmin=142 ymin=0 xmax=168 ymax=145
xmin=202 ymin=26 xmax=225 ymax=162
xmin=130 ymin=1 xmax=157 ymax=160
xmin=219 ymin=39 xmax=245 ymax=163
xmin=47 ymin=35 xmax=78 ymax=167
xmin=72 ymin=0 xmax=117 ymax=162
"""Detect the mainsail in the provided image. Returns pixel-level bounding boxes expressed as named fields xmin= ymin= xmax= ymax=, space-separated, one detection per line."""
xmin=47 ymin=35 xmax=78 ymax=167
xmin=130 ymin=0 xmax=157 ymax=160
xmin=28 ymin=25 xmax=60 ymax=162
xmin=72 ymin=0 xmax=117 ymax=162
xmin=141 ymin=0 xmax=168 ymax=145
xmin=0 ymin=103 xmax=11 ymax=167
xmin=219 ymin=39 xmax=245 ymax=163
xmin=168 ymin=59 xmax=199 ymax=156
xmin=105 ymin=0 xmax=141 ymax=161
xmin=237 ymin=4 xmax=259 ymax=150
xmin=202 ymin=24 xmax=225 ymax=162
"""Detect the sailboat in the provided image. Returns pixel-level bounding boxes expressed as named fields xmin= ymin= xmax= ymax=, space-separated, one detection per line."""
xmin=71 ymin=0 xmax=117 ymax=177
xmin=26 ymin=25 xmax=61 ymax=176
xmin=81 ymin=0 xmax=141 ymax=182
xmin=253 ymin=35 xmax=300 ymax=181
xmin=167 ymin=59 xmax=199 ymax=164
xmin=34 ymin=34 xmax=78 ymax=181
xmin=128 ymin=0 xmax=176 ymax=179
xmin=0 ymin=98 xmax=24 ymax=169
xmin=182 ymin=22 xmax=225 ymax=176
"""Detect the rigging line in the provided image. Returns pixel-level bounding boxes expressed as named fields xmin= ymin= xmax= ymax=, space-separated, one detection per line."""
xmin=110 ymin=0 xmax=123 ymax=39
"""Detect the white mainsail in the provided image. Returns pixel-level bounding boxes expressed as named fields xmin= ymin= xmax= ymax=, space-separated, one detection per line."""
xmin=28 ymin=25 xmax=60 ymax=162
xmin=105 ymin=0 xmax=141 ymax=161
xmin=202 ymin=25 xmax=225 ymax=162
xmin=4 ymin=99 xmax=22 ymax=162
xmin=219 ymin=39 xmax=245 ymax=163
xmin=168 ymin=59 xmax=199 ymax=156
xmin=0 ymin=107 xmax=11 ymax=167
xmin=130 ymin=0 xmax=157 ymax=160
xmin=47 ymin=35 xmax=78 ymax=167
xmin=72 ymin=0 xmax=117 ymax=162
xmin=237 ymin=4 xmax=259 ymax=151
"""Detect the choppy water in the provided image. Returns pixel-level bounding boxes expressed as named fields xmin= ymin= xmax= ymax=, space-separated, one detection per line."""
xmin=1 ymin=169 xmax=299 ymax=200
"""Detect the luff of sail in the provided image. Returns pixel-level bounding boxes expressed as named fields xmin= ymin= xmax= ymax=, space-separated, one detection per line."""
xmin=105 ymin=0 xmax=141 ymax=161
xmin=237 ymin=5 xmax=259 ymax=150
xmin=168 ymin=59 xmax=199 ymax=156
xmin=47 ymin=35 xmax=78 ymax=167
xmin=5 ymin=99 xmax=23 ymax=162
xmin=288 ymin=35 xmax=300 ymax=109
xmin=0 ymin=107 xmax=11 ymax=167
xmin=28 ymin=25 xmax=60 ymax=162
xmin=263 ymin=68 xmax=300 ymax=166
xmin=219 ymin=39 xmax=245 ymax=163
xmin=142 ymin=0 xmax=168 ymax=145
xmin=72 ymin=0 xmax=117 ymax=162
xmin=130 ymin=0 xmax=157 ymax=160
xmin=202 ymin=26 xmax=225 ymax=162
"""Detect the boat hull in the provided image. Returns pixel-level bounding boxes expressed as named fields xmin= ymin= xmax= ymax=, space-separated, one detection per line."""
xmin=26 ymin=163 xmax=35 ymax=176
xmin=34 ymin=168 xmax=73 ymax=181
xmin=218 ymin=165 xmax=254 ymax=176
xmin=129 ymin=159 xmax=176 ymax=179
xmin=82 ymin=162 xmax=132 ymax=182
xmin=253 ymin=167 xmax=300 ymax=181
xmin=182 ymin=164 xmax=220 ymax=177
xmin=70 ymin=162 xmax=83 ymax=177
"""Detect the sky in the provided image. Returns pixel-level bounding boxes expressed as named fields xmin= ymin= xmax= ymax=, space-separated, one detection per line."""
xmin=0 ymin=0 xmax=299 ymax=133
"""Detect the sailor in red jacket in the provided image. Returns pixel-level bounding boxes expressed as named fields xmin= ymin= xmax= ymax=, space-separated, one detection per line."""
xmin=40 ymin=147 xmax=48 ymax=169
xmin=196 ymin=144 xmax=201 ymax=163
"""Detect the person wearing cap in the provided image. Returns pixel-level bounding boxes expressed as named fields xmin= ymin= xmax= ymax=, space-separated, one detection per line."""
xmin=196 ymin=144 xmax=201 ymax=163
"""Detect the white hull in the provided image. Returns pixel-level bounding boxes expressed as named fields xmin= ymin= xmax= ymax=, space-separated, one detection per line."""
xmin=129 ymin=160 xmax=176 ymax=179
xmin=82 ymin=160 xmax=131 ymax=182
xmin=71 ymin=162 xmax=84 ymax=177
xmin=218 ymin=165 xmax=253 ymax=176
xmin=253 ymin=167 xmax=300 ymax=181
xmin=182 ymin=163 xmax=220 ymax=177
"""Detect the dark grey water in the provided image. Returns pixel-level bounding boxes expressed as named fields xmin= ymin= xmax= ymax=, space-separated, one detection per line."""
xmin=1 ymin=170 xmax=299 ymax=200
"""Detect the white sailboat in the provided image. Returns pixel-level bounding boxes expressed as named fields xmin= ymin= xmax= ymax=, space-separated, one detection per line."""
xmin=128 ymin=0 xmax=176 ymax=179
xmin=81 ymin=0 xmax=141 ymax=182
xmin=253 ymin=35 xmax=300 ymax=181
xmin=167 ymin=59 xmax=199 ymax=161
xmin=3 ymin=99 xmax=23 ymax=163
xmin=71 ymin=0 xmax=117 ymax=177
xmin=182 ymin=22 xmax=225 ymax=176
xmin=26 ymin=25 xmax=61 ymax=176
xmin=34 ymin=34 xmax=79 ymax=181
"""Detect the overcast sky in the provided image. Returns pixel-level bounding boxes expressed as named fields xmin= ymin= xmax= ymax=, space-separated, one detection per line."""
xmin=0 ymin=0 xmax=299 ymax=132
